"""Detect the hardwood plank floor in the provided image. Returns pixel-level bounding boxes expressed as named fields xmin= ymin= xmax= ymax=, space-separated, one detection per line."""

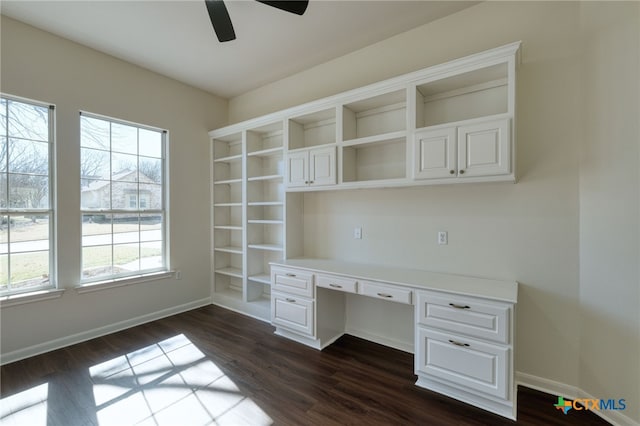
xmin=1 ymin=305 xmax=611 ymax=425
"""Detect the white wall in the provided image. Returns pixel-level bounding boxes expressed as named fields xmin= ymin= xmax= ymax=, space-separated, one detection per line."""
xmin=579 ymin=2 xmax=640 ymax=422
xmin=0 ymin=17 xmax=227 ymax=358
xmin=228 ymin=2 xmax=639 ymax=423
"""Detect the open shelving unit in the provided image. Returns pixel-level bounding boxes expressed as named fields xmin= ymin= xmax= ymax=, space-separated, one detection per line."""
xmin=211 ymin=132 xmax=244 ymax=304
xmin=211 ymin=121 xmax=285 ymax=320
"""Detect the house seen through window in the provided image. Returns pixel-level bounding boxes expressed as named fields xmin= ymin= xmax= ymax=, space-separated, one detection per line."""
xmin=80 ymin=112 xmax=167 ymax=282
xmin=0 ymin=95 xmax=55 ymax=295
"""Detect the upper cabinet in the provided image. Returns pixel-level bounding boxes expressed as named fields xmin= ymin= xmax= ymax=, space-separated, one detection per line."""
xmin=210 ymin=42 xmax=520 ymax=193
xmin=413 ymin=59 xmax=515 ymax=182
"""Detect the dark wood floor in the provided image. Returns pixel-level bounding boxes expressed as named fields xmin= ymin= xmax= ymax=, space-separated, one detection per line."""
xmin=1 ymin=305 xmax=610 ymax=426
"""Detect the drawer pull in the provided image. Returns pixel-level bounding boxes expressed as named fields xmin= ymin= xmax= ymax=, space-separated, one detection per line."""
xmin=285 ymin=298 xmax=296 ymax=303
xmin=329 ymin=283 xmax=343 ymax=288
xmin=377 ymin=293 xmax=393 ymax=298
xmin=449 ymin=339 xmax=470 ymax=347
xmin=285 ymin=273 xmax=296 ymax=277
xmin=449 ymin=303 xmax=471 ymax=309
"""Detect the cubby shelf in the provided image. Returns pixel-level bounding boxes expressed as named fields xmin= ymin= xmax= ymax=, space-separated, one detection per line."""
xmin=248 ymin=274 xmax=271 ymax=285
xmin=248 ymin=174 xmax=283 ymax=182
xmin=214 ymin=246 xmax=243 ymax=254
xmin=248 ymin=201 xmax=283 ymax=206
xmin=248 ymin=243 xmax=284 ymax=251
xmin=215 ymin=267 xmax=243 ymax=278
xmin=248 ymin=147 xmax=283 ymax=157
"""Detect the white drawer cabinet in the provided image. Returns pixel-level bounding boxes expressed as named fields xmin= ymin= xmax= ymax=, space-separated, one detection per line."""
xmin=359 ymin=280 xmax=412 ymax=304
xmin=316 ymin=274 xmax=358 ymax=294
xmin=271 ymin=291 xmax=315 ymax=337
xmin=416 ymin=292 xmax=510 ymax=344
xmin=270 ymin=259 xmax=517 ymax=420
xmin=271 ymin=267 xmax=314 ymax=297
xmin=416 ymin=328 xmax=509 ymax=400
xmin=415 ymin=289 xmax=515 ymax=419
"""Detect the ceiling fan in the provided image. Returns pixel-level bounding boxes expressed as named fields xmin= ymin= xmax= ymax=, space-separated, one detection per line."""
xmin=205 ymin=0 xmax=309 ymax=42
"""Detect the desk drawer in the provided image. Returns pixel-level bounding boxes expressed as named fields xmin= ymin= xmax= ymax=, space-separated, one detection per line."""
xmin=316 ymin=274 xmax=358 ymax=294
xmin=271 ymin=267 xmax=314 ymax=298
xmin=416 ymin=327 xmax=509 ymax=400
xmin=271 ymin=292 xmax=315 ymax=337
xmin=359 ymin=280 xmax=412 ymax=305
xmin=416 ymin=291 xmax=510 ymax=344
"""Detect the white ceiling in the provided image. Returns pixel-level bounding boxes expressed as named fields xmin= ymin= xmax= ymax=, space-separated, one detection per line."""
xmin=1 ymin=1 xmax=477 ymax=98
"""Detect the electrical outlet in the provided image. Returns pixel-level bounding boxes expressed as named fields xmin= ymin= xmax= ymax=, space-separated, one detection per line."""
xmin=354 ymin=227 xmax=362 ymax=239
xmin=175 ymin=270 xmax=182 ymax=280
xmin=438 ymin=231 xmax=448 ymax=245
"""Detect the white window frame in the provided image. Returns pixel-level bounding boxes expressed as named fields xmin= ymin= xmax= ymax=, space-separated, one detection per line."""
xmin=0 ymin=93 xmax=56 ymax=297
xmin=79 ymin=111 xmax=168 ymax=285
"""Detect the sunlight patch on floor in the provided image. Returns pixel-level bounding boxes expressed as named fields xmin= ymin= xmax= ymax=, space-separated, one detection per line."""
xmin=0 ymin=334 xmax=273 ymax=425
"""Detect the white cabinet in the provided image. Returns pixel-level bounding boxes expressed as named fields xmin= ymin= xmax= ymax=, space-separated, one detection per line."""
xmin=416 ymin=328 xmax=509 ymax=399
xmin=271 ymin=292 xmax=315 ymax=337
xmin=286 ymin=146 xmax=336 ymax=188
xmin=414 ymin=127 xmax=457 ymax=179
xmin=267 ymin=259 xmax=517 ymax=419
xmin=415 ymin=289 xmax=515 ymax=419
xmin=414 ymin=117 xmax=511 ymax=180
xmin=457 ymin=118 xmax=511 ymax=178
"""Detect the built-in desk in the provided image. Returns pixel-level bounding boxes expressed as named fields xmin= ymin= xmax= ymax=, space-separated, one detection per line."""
xmin=269 ymin=258 xmax=518 ymax=420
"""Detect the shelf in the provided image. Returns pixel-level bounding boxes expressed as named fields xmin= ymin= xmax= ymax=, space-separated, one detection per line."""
xmin=342 ymin=130 xmax=407 ymax=147
xmin=214 ymin=202 xmax=242 ymax=207
xmin=214 ymin=225 xmax=243 ymax=230
xmin=342 ymin=136 xmax=406 ymax=183
xmin=342 ymin=89 xmax=406 ymax=140
xmin=248 ymin=274 xmax=271 ymax=285
xmin=214 ymin=178 xmax=242 ymax=185
xmin=248 ymin=220 xmax=283 ymax=225
xmin=248 ymin=147 xmax=283 ymax=157
xmin=289 ymin=107 xmax=337 ymax=150
xmin=248 ymin=174 xmax=283 ymax=182
xmin=213 ymin=287 xmax=243 ymax=301
xmin=416 ymin=63 xmax=508 ymax=128
xmin=214 ymin=245 xmax=243 ymax=254
xmin=215 ymin=267 xmax=243 ymax=278
xmin=214 ymin=154 xmax=242 ymax=163
xmin=247 ymin=201 xmax=283 ymax=206
xmin=248 ymin=243 xmax=284 ymax=252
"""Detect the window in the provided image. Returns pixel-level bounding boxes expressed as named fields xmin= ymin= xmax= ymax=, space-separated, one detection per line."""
xmin=80 ymin=112 xmax=167 ymax=282
xmin=0 ymin=95 xmax=55 ymax=295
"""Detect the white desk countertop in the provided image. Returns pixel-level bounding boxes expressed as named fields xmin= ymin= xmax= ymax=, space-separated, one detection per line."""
xmin=270 ymin=258 xmax=518 ymax=303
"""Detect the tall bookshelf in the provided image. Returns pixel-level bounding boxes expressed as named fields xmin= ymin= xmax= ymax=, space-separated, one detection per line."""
xmin=211 ymin=121 xmax=284 ymax=320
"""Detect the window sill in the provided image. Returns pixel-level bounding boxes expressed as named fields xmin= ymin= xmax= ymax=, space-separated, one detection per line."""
xmin=75 ymin=271 xmax=175 ymax=294
xmin=0 ymin=288 xmax=66 ymax=308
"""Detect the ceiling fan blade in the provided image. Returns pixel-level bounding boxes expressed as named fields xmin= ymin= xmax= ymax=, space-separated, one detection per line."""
xmin=256 ymin=0 xmax=309 ymax=15
xmin=205 ymin=0 xmax=236 ymax=42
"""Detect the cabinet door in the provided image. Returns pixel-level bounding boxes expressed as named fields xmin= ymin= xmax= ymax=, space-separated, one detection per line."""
xmin=457 ymin=118 xmax=510 ymax=177
xmin=414 ymin=127 xmax=457 ymax=180
xmin=286 ymin=151 xmax=309 ymax=187
xmin=416 ymin=327 xmax=509 ymax=400
xmin=309 ymin=146 xmax=336 ymax=186
xmin=271 ymin=292 xmax=315 ymax=337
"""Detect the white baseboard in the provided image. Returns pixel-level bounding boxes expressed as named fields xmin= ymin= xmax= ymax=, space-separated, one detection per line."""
xmin=516 ymin=371 xmax=580 ymax=399
xmin=516 ymin=372 xmax=639 ymax=426
xmin=0 ymin=298 xmax=211 ymax=365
